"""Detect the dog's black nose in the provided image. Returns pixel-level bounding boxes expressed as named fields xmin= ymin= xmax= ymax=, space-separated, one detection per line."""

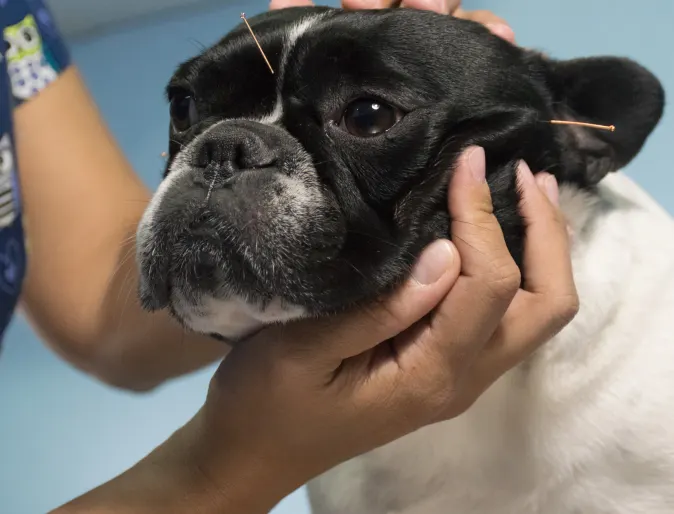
xmin=192 ymin=121 xmax=278 ymax=188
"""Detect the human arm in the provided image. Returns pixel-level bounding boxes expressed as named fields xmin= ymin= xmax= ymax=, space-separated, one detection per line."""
xmin=4 ymin=0 xmax=228 ymax=394
xmin=52 ymin=148 xmax=577 ymax=513
xmin=14 ymin=69 xmax=228 ymax=391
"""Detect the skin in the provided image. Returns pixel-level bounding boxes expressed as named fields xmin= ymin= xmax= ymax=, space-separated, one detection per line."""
xmin=10 ymin=0 xmax=577 ymax=511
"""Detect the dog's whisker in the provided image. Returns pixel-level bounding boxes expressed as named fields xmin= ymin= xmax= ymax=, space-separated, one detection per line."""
xmin=204 ymin=168 xmax=218 ymax=205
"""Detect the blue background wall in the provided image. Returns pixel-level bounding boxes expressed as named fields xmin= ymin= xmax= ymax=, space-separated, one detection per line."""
xmin=1 ymin=1 xmax=672 ymax=512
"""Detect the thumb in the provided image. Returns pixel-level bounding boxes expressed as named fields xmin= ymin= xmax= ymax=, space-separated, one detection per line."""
xmin=283 ymin=239 xmax=461 ymax=363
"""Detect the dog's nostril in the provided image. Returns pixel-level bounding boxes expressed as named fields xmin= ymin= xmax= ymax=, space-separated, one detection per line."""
xmin=233 ymin=145 xmax=246 ymax=170
xmin=194 ymin=139 xmax=220 ymax=169
xmin=193 ymin=132 xmax=279 ymax=176
xmin=236 ymin=148 xmax=277 ymax=170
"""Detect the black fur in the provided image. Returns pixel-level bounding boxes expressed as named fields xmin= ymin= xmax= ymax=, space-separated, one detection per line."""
xmin=138 ymin=7 xmax=664 ymax=328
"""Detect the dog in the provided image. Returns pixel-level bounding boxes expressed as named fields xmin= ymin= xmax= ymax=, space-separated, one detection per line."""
xmin=136 ymin=6 xmax=673 ymax=513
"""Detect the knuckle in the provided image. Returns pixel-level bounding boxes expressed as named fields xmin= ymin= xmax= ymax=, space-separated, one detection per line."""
xmin=548 ymin=208 xmax=568 ymax=230
xmin=365 ymin=298 xmax=402 ymax=333
xmin=487 ymin=261 xmax=521 ymax=298
xmin=553 ymin=292 xmax=581 ymax=326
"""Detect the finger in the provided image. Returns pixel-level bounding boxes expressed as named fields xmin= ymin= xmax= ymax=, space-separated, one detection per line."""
xmin=341 ymin=0 xmax=389 ymax=9
xmin=449 ymin=147 xmax=521 ymax=289
xmin=399 ymin=0 xmax=460 ymax=14
xmin=470 ymin=164 xmax=579 ymax=373
xmin=454 ymin=8 xmax=516 ymax=43
xmin=395 ymin=148 xmax=520 ymax=367
xmin=270 ymin=0 xmax=314 ymax=9
xmin=279 ymin=239 xmax=461 ymax=363
xmin=517 ymin=163 xmax=575 ymax=298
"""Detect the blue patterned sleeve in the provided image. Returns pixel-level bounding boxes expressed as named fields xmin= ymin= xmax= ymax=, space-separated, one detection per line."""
xmin=1 ymin=0 xmax=71 ymax=105
xmin=0 ymin=0 xmax=71 ymax=342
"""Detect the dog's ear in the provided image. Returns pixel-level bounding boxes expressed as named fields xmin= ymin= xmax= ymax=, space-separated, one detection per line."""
xmin=539 ymin=56 xmax=665 ymax=185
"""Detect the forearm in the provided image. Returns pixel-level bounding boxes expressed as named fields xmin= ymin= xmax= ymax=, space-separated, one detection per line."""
xmin=53 ymin=412 xmax=287 ymax=514
xmin=16 ymin=67 xmax=226 ymax=390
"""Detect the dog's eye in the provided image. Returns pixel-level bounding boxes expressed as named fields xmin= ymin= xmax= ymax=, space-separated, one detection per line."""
xmin=170 ymin=94 xmax=199 ymax=132
xmin=340 ymin=99 xmax=400 ymax=138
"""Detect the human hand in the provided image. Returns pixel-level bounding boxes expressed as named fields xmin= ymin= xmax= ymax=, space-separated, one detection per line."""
xmin=269 ymin=0 xmax=515 ymax=43
xmin=186 ymin=147 xmax=577 ymax=512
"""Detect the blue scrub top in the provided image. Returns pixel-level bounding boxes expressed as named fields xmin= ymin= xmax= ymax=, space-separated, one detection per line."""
xmin=0 ymin=0 xmax=70 ymax=345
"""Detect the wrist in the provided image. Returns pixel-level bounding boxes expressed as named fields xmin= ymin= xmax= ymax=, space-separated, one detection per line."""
xmin=179 ymin=408 xmax=298 ymax=514
xmin=54 ymin=410 xmax=291 ymax=514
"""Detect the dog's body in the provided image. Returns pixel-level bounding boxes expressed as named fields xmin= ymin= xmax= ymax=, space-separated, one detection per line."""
xmin=309 ymin=171 xmax=674 ymax=513
xmin=136 ymin=7 xmax=672 ymax=512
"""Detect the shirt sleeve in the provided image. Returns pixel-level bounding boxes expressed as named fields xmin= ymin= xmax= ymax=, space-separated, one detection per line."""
xmin=1 ymin=0 xmax=71 ymax=105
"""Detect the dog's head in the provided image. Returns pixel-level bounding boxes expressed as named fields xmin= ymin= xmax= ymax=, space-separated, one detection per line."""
xmin=137 ymin=7 xmax=664 ymax=341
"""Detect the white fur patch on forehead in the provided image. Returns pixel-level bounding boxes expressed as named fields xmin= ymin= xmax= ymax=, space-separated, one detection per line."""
xmin=257 ymin=13 xmax=327 ymax=126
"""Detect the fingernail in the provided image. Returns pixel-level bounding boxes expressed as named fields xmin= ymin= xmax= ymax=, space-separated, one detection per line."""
xmin=358 ymin=0 xmax=382 ymax=6
xmin=485 ymin=23 xmax=516 ymax=43
xmin=517 ymin=160 xmax=535 ymax=186
xmin=466 ymin=146 xmax=486 ymax=183
xmin=412 ymin=240 xmax=454 ymax=285
xmin=544 ymin=175 xmax=560 ymax=206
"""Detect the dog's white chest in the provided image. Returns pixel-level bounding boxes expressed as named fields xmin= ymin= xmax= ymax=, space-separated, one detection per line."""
xmin=308 ymin=173 xmax=674 ymax=514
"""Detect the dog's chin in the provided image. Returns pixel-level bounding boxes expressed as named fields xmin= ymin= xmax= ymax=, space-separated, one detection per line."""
xmin=172 ymin=289 xmax=307 ymax=341
xmin=141 ymin=226 xmax=318 ymax=340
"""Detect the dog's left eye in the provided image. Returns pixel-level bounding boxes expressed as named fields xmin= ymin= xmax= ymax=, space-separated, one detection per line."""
xmin=339 ymin=99 xmax=401 ymax=138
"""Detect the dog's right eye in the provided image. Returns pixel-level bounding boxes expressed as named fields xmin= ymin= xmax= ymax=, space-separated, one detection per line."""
xmin=170 ymin=94 xmax=199 ymax=132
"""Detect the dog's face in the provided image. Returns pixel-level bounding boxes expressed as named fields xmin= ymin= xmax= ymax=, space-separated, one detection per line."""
xmin=137 ymin=7 xmax=664 ymax=341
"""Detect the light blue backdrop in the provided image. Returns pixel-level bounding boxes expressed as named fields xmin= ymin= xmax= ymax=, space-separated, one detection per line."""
xmin=1 ymin=1 xmax=672 ymax=513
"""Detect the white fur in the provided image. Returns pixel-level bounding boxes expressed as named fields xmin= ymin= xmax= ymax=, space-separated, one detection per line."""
xmin=309 ymin=171 xmax=674 ymax=514
xmin=175 ymin=293 xmax=305 ymax=340
xmin=258 ymin=14 xmax=325 ymax=125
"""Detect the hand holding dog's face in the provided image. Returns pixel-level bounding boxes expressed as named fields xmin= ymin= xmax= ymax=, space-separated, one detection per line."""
xmin=136 ymin=7 xmax=663 ymax=340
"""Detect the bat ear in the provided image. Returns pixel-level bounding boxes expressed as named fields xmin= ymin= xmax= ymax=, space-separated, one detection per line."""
xmin=542 ymin=56 xmax=665 ymax=185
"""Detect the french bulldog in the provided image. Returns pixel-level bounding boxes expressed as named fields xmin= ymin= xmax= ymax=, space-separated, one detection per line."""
xmin=137 ymin=7 xmax=674 ymax=513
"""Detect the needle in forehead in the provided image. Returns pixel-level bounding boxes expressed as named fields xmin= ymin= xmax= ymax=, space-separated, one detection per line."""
xmin=241 ymin=13 xmax=275 ymax=75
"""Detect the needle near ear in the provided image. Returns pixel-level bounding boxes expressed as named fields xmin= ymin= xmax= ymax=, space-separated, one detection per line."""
xmin=548 ymin=120 xmax=616 ymax=132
